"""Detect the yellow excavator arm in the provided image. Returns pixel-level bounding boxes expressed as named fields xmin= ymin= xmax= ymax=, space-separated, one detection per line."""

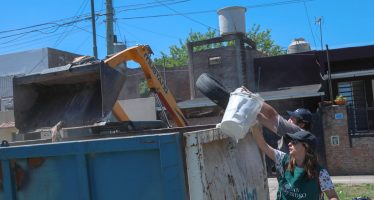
xmin=104 ymin=45 xmax=188 ymax=127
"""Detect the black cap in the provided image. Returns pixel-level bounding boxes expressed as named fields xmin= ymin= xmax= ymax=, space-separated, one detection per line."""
xmin=287 ymin=108 xmax=312 ymax=123
xmin=285 ymin=130 xmax=317 ymax=150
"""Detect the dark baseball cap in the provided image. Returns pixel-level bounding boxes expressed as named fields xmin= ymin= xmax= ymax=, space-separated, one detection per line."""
xmin=285 ymin=130 xmax=317 ymax=150
xmin=287 ymin=108 xmax=312 ymax=123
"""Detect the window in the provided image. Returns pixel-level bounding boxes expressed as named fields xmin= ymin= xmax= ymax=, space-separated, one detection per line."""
xmin=339 ymin=80 xmax=374 ymax=133
xmin=331 ymin=136 xmax=339 ymax=146
xmin=208 ymin=56 xmax=221 ymax=66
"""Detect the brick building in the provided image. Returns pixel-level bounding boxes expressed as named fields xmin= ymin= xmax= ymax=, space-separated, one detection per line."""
xmin=322 ymin=105 xmax=374 ymax=175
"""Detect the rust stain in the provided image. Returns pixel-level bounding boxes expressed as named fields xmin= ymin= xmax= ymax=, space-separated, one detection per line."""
xmin=28 ymin=157 xmax=45 ymax=168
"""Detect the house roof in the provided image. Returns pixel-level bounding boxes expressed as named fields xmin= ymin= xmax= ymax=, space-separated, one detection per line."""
xmin=259 ymin=84 xmax=324 ymax=101
xmin=0 ymin=121 xmax=15 ymax=129
xmin=254 ymin=53 xmax=321 ymax=91
xmin=178 ymin=98 xmax=216 ymax=109
xmin=323 ymin=69 xmax=374 ymax=79
xmin=177 ymin=84 xmax=324 ymax=109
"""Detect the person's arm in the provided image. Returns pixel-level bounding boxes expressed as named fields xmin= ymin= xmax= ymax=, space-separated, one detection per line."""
xmin=250 ymin=123 xmax=275 ymax=161
xmin=257 ymin=102 xmax=279 ymax=133
xmin=319 ymin=169 xmax=339 ymax=200
xmin=257 ymin=102 xmax=302 ymax=137
xmin=324 ymin=189 xmax=339 ymax=200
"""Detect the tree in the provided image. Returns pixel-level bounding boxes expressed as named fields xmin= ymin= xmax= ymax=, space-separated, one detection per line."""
xmin=153 ymin=24 xmax=286 ymax=68
xmin=247 ymin=24 xmax=286 ymax=56
xmin=154 ymin=28 xmax=220 ymax=68
xmin=139 ymin=79 xmax=150 ymax=98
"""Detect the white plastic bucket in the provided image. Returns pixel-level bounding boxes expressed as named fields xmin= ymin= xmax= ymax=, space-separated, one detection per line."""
xmin=220 ymin=88 xmax=263 ymax=141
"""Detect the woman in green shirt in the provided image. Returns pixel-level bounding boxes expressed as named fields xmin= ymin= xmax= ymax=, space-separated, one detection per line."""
xmin=251 ymin=125 xmax=339 ymax=200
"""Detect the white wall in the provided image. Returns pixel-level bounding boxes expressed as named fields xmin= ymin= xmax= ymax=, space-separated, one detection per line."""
xmin=0 ymin=111 xmax=14 ymax=123
xmin=0 ymin=128 xmax=16 ymax=142
xmin=0 ymin=48 xmax=49 ymax=76
xmin=118 ymin=97 xmax=156 ymax=121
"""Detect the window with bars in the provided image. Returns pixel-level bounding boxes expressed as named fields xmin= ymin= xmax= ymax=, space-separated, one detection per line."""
xmin=338 ymin=80 xmax=374 ymax=133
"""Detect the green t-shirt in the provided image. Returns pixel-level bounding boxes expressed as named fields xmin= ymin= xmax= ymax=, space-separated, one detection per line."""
xmin=276 ymin=154 xmax=322 ymax=200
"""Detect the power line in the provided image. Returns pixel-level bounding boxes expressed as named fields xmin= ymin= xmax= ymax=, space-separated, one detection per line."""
xmin=25 ymin=0 xmax=89 ymax=74
xmin=0 ymin=18 xmax=91 ymax=40
xmin=303 ymin=2 xmax=317 ymax=49
xmin=0 ymin=0 xmax=316 ymax=55
xmin=118 ymin=0 xmax=315 ymax=20
xmin=0 ymin=23 xmax=105 ymax=55
xmin=53 ymin=0 xmax=89 ymax=47
xmin=117 ymin=21 xmax=179 ymax=39
xmin=116 ymin=0 xmax=190 ymax=13
xmin=1 ymin=0 xmax=314 ymax=37
xmin=115 ymin=21 xmax=124 ymax=43
xmin=116 ymin=0 xmax=186 ymax=9
xmin=117 ymin=10 xmax=213 ymax=20
xmin=0 ymin=0 xmax=188 ymax=36
xmin=155 ymin=0 xmax=216 ymax=30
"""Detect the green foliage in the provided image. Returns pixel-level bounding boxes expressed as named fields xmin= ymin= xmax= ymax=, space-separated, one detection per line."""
xmin=153 ymin=25 xmax=286 ymax=68
xmin=330 ymin=184 xmax=374 ymax=200
xmin=335 ymin=95 xmax=346 ymax=101
xmin=247 ymin=24 xmax=286 ymax=56
xmin=154 ymin=28 xmax=220 ymax=68
xmin=139 ymin=79 xmax=150 ymax=97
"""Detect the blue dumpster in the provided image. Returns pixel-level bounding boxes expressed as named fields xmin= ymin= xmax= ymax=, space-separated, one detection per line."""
xmin=0 ymin=133 xmax=187 ymax=200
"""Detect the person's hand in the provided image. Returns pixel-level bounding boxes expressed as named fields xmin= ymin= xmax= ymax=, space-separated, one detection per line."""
xmin=251 ymin=122 xmax=262 ymax=135
xmin=240 ymin=86 xmax=251 ymax=93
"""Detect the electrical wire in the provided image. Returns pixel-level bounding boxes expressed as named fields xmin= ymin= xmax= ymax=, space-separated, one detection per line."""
xmin=117 ymin=21 xmax=179 ymax=39
xmin=53 ymin=0 xmax=89 ymax=47
xmin=25 ymin=0 xmax=89 ymax=74
xmin=303 ymin=2 xmax=317 ymax=49
xmin=117 ymin=0 xmax=315 ymax=21
xmin=74 ymin=21 xmax=106 ymax=52
xmin=1 ymin=0 xmax=314 ymax=38
xmin=0 ymin=0 xmax=316 ymax=56
xmin=155 ymin=0 xmax=216 ymax=30
xmin=116 ymin=0 xmax=190 ymax=13
xmin=0 ymin=24 xmax=92 ymax=49
xmin=115 ymin=21 xmax=124 ymax=43
xmin=0 ymin=18 xmax=91 ymax=40
xmin=115 ymin=0 xmax=186 ymax=9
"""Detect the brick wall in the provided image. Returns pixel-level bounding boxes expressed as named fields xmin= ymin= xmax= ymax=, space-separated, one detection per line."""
xmin=322 ymin=105 xmax=374 ymax=175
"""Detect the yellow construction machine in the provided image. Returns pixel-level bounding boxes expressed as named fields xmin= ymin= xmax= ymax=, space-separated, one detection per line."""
xmin=13 ymin=45 xmax=187 ymax=134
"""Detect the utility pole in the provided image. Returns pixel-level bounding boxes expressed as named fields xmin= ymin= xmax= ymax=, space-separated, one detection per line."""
xmin=90 ymin=0 xmax=98 ymax=58
xmin=106 ymin=0 xmax=114 ymax=55
xmin=326 ymin=45 xmax=334 ymax=101
xmin=316 ymin=17 xmax=323 ymax=51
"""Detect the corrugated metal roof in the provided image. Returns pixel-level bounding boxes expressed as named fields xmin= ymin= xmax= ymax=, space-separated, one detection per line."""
xmin=0 ymin=75 xmax=14 ymax=98
xmin=177 ymin=84 xmax=324 ymax=109
xmin=0 ymin=121 xmax=15 ymax=128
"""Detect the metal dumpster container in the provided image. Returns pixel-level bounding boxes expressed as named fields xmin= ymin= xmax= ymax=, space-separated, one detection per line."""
xmin=13 ymin=61 xmax=126 ymax=133
xmin=0 ymin=127 xmax=269 ymax=200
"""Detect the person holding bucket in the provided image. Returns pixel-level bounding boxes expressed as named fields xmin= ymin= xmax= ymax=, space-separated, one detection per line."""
xmin=257 ymin=102 xmax=313 ymax=153
xmin=251 ymin=125 xmax=339 ymax=200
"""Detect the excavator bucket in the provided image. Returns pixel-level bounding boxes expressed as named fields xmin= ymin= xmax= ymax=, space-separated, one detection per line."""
xmin=13 ymin=61 xmax=126 ymax=133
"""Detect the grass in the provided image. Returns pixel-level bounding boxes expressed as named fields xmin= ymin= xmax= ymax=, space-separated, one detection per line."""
xmin=328 ymin=184 xmax=374 ymax=200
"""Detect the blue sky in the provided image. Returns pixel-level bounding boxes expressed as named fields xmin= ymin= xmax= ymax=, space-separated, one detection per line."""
xmin=1 ymin=0 xmax=373 ymax=63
